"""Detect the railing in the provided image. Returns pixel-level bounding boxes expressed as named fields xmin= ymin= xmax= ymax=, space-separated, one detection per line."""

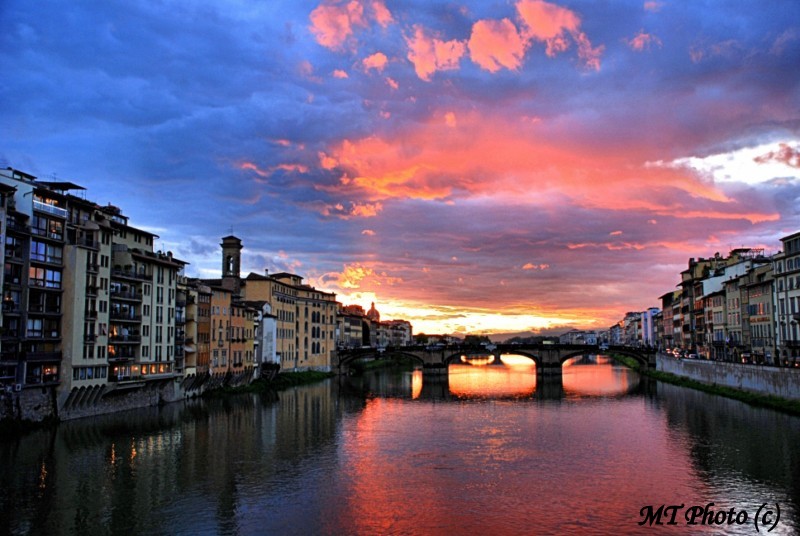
xmin=5 ymin=218 xmax=29 ymax=232
xmin=110 ymin=312 xmax=142 ymax=322
xmin=112 ymin=269 xmax=151 ymax=281
xmin=110 ymin=290 xmax=142 ymax=301
xmin=33 ymin=200 xmax=68 ymax=219
xmin=73 ymin=237 xmax=100 ymax=249
xmin=109 ymin=334 xmax=142 ymax=343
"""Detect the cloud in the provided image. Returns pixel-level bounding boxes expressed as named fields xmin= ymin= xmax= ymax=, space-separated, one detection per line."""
xmin=468 ymin=18 xmax=527 ymax=72
xmin=370 ymin=0 xmax=393 ymax=28
xmin=363 ymin=51 xmax=388 ymax=72
xmin=405 ymin=25 xmax=466 ymax=81
xmin=626 ymin=30 xmax=662 ymax=51
xmin=316 ymin=201 xmax=383 ymax=219
xmin=522 ymin=263 xmax=550 ymax=270
xmin=754 ymin=143 xmax=800 ymax=168
xmin=317 ymin=263 xmax=402 ymax=290
xmin=309 ymin=1 xmax=367 ymax=50
xmin=516 ymin=0 xmax=603 ymax=69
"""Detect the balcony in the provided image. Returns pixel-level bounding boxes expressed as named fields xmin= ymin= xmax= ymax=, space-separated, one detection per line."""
xmin=110 ymin=290 xmax=142 ymax=302
xmin=109 ymin=334 xmax=141 ymax=344
xmin=24 ymin=351 xmax=62 ymax=362
xmin=2 ymin=302 xmax=21 ymax=314
xmin=86 ymin=263 xmax=100 ymax=274
xmin=29 ymin=304 xmax=61 ymax=315
xmin=33 ymin=200 xmax=68 ymax=219
xmin=5 ymin=218 xmax=29 ymax=233
xmin=73 ymin=237 xmax=100 ymax=250
xmin=112 ymin=269 xmax=151 ymax=282
xmin=110 ymin=312 xmax=142 ymax=322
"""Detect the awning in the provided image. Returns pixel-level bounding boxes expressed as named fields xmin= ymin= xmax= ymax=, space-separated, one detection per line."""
xmin=183 ymin=345 xmax=196 ymax=353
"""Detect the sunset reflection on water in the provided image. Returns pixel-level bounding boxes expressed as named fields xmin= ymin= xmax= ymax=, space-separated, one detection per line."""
xmin=562 ymin=356 xmax=640 ymax=398
xmin=448 ymin=354 xmax=536 ymax=399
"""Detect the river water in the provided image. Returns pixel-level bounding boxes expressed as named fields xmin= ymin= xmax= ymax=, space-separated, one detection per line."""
xmin=1 ymin=356 xmax=799 ymax=535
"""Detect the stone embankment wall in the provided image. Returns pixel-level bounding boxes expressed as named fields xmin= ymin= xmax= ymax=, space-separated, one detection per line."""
xmin=657 ymin=355 xmax=800 ymax=401
xmin=0 ymin=387 xmax=55 ymax=423
xmin=1 ymin=368 xmax=258 ymax=425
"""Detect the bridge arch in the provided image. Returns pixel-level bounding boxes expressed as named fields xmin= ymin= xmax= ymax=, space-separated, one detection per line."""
xmin=336 ymin=348 xmax=426 ymax=370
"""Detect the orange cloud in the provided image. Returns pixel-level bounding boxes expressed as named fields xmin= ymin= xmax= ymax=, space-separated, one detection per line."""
xmin=522 ymin=263 xmax=550 ymax=270
xmin=627 ymin=30 xmax=662 ymax=51
xmin=318 ymin=263 xmax=402 ymax=290
xmin=309 ymin=1 xmax=366 ymax=50
xmin=363 ymin=51 xmax=388 ymax=71
xmin=468 ymin=18 xmax=527 ymax=72
xmin=405 ymin=25 xmax=466 ymax=81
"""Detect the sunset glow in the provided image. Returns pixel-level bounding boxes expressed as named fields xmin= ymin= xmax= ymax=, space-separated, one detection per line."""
xmin=2 ymin=0 xmax=798 ymax=336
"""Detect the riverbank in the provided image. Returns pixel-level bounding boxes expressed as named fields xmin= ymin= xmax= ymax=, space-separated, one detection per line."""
xmin=205 ymin=370 xmax=335 ymax=396
xmin=611 ymin=354 xmax=800 ymax=416
xmin=0 ymin=371 xmax=335 ymax=432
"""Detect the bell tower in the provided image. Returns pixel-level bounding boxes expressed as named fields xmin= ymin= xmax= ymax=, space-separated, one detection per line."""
xmin=221 ymin=235 xmax=243 ymax=294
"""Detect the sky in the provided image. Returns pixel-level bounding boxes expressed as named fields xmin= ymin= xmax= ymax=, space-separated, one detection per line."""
xmin=2 ymin=0 xmax=799 ymax=338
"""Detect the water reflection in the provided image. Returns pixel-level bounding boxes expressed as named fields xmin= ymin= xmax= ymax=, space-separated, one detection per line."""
xmin=342 ymin=356 xmax=641 ymax=401
xmin=448 ymin=361 xmax=537 ymax=399
xmin=562 ymin=355 xmax=641 ymax=398
xmin=2 ymin=363 xmax=799 ymax=535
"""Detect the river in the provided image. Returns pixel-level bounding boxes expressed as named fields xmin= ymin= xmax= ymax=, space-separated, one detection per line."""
xmin=1 ymin=356 xmax=799 ymax=535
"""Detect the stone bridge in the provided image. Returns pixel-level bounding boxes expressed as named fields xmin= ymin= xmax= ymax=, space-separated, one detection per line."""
xmin=334 ymin=343 xmax=656 ymax=376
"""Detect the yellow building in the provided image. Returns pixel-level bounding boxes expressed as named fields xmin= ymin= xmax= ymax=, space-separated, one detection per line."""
xmin=206 ymin=236 xmax=337 ymax=372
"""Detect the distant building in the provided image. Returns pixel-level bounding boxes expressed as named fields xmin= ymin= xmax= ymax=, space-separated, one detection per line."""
xmin=773 ymin=232 xmax=800 ymax=366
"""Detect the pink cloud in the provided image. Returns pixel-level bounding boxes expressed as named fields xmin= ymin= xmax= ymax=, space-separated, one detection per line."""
xmin=626 ymin=30 xmax=662 ymax=51
xmin=754 ymin=143 xmax=800 ymax=168
xmin=333 ymin=69 xmax=349 ymax=78
xmin=240 ymin=161 xmax=308 ymax=180
xmin=643 ymin=1 xmax=663 ymax=12
xmin=405 ymin=25 xmax=466 ymax=81
xmin=516 ymin=0 xmax=603 ymax=70
xmin=316 ymin=110 xmax=778 ymax=225
xmin=309 ymin=1 xmax=366 ymax=50
xmin=468 ymin=18 xmax=527 ymax=72
xmin=370 ymin=0 xmax=393 ymax=28
xmin=363 ymin=51 xmax=388 ymax=72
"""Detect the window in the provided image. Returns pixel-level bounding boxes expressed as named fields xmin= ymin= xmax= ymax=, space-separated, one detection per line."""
xmin=30 ymin=241 xmax=62 ymax=264
xmin=26 ymin=318 xmax=43 ymax=337
xmin=29 ymin=267 xmax=62 ymax=289
xmin=31 ymin=215 xmax=63 ymax=240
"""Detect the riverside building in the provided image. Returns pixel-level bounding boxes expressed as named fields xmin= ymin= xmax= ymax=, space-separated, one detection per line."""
xmin=0 ymin=167 xmax=187 ymax=413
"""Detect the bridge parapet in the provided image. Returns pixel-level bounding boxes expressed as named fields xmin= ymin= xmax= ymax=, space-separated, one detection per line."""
xmin=334 ymin=343 xmax=655 ymax=375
